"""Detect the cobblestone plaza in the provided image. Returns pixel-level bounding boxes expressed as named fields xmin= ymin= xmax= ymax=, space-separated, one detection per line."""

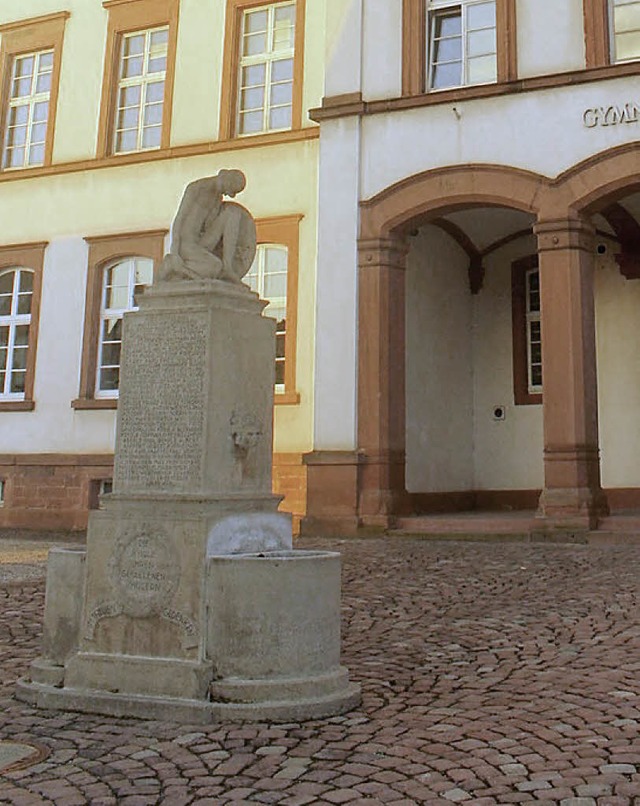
xmin=1 ymin=536 xmax=640 ymax=804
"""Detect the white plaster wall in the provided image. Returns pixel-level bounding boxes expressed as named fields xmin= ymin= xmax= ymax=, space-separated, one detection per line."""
xmin=313 ymin=118 xmax=360 ymax=451
xmin=595 ymin=255 xmax=640 ymax=488
xmin=324 ymin=0 xmax=362 ymax=98
xmin=361 ymin=76 xmax=640 ymax=199
xmin=170 ymin=0 xmax=224 ymax=146
xmin=362 ymin=0 xmax=402 ymax=101
xmin=405 ymin=226 xmax=473 ymax=492
xmin=471 ymin=239 xmax=544 ymax=491
xmin=516 ymin=0 xmax=585 ymax=78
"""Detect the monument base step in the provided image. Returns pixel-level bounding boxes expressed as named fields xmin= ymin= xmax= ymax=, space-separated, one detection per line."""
xmin=15 ymin=678 xmax=362 ymax=724
xmin=209 ymin=666 xmax=353 ymax=702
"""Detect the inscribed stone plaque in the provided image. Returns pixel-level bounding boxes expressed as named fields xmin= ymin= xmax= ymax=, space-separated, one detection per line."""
xmin=115 ymin=312 xmax=207 ymax=491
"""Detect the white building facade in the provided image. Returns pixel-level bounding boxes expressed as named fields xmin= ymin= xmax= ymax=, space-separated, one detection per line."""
xmin=304 ymin=0 xmax=640 ymax=534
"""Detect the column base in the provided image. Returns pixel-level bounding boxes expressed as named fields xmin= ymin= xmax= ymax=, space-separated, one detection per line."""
xmin=536 ymin=486 xmax=610 ymax=531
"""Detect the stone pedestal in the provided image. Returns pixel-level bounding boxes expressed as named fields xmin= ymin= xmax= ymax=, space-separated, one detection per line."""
xmin=18 ymin=279 xmax=360 ymax=722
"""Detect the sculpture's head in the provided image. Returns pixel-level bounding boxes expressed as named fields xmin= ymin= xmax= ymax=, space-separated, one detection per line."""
xmin=218 ymin=169 xmax=246 ymax=198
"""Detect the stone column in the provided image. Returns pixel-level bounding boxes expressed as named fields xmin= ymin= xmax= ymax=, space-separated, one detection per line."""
xmin=357 ymin=236 xmax=408 ymax=528
xmin=534 ymin=215 xmax=609 ymax=530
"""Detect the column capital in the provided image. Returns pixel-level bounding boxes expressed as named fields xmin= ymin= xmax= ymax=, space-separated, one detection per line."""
xmin=533 ymin=216 xmax=595 ymax=254
xmin=358 ymin=236 xmax=409 ymax=270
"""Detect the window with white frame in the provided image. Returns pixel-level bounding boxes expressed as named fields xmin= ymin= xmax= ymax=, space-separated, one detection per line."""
xmin=427 ymin=0 xmax=497 ymax=90
xmin=245 ymin=244 xmax=288 ymax=388
xmin=526 ymin=268 xmax=542 ymax=394
xmin=2 ymin=50 xmax=53 ymax=169
xmin=237 ymin=2 xmax=296 ymax=135
xmin=610 ymin=0 xmax=640 ymax=62
xmin=113 ymin=27 xmax=168 ymax=154
xmin=97 ymin=257 xmax=153 ymax=396
xmin=0 ymin=268 xmax=34 ymax=399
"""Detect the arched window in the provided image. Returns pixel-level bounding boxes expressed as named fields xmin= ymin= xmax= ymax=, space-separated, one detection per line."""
xmin=245 ymin=244 xmax=288 ymax=389
xmin=0 ymin=268 xmax=34 ymax=399
xmin=96 ymin=256 xmax=153 ymax=396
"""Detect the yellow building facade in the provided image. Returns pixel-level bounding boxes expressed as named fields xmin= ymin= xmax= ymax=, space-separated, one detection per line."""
xmin=0 ymin=0 xmax=323 ymax=531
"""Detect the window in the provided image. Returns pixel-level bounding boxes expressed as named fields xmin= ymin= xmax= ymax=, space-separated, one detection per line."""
xmin=97 ymin=0 xmax=178 ymax=158
xmin=246 ymin=245 xmax=288 ymax=388
xmin=220 ymin=0 xmax=306 ymax=139
xmin=250 ymin=216 xmax=302 ymax=403
xmin=610 ymin=0 xmax=640 ymax=62
xmin=428 ymin=0 xmax=497 ymax=90
xmin=0 ymin=12 xmax=68 ymax=170
xmin=113 ymin=27 xmax=168 ymax=154
xmin=74 ymin=230 xmax=166 ymax=409
xmin=0 ymin=243 xmax=45 ymax=411
xmin=97 ymin=257 xmax=153 ymax=396
xmin=3 ymin=50 xmax=53 ymax=169
xmin=512 ymin=255 xmax=542 ymax=405
xmin=402 ymin=0 xmax=515 ymax=95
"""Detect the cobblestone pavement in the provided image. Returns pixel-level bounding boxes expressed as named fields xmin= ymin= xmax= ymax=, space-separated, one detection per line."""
xmin=2 ymin=536 xmax=640 ymax=805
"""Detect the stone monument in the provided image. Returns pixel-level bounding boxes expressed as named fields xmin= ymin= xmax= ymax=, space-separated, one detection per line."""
xmin=18 ymin=170 xmax=361 ymax=722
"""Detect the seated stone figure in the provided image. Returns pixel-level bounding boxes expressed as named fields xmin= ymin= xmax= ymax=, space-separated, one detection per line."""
xmin=158 ymin=169 xmax=257 ymax=284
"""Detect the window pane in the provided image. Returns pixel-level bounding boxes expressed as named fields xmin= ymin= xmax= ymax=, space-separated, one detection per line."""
xmin=435 ymin=13 xmax=462 ymax=37
xmin=0 ymin=347 xmax=6 ymax=371
xmin=146 ymin=81 xmax=165 ymax=103
xmin=269 ymin=106 xmax=292 ymax=129
xmin=432 ymin=61 xmax=462 ymax=89
xmin=33 ymin=101 xmax=49 ymax=123
xmin=115 ymin=129 xmax=137 ymax=152
xmin=245 ymin=10 xmax=268 ymax=34
xmin=242 ymin=64 xmax=266 ymax=87
xmin=0 ymin=327 xmax=8 ymax=347
xmin=265 ymin=247 xmax=288 ymax=273
xmin=467 ymin=1 xmax=496 ymax=29
xmin=150 ymin=29 xmax=169 ymax=48
xmin=10 ymin=370 xmax=25 ymax=394
xmin=615 ymin=30 xmax=640 ymax=60
xmin=31 ymin=123 xmax=47 ymax=144
xmin=17 ymin=293 xmax=32 ymax=315
xmin=6 ymin=126 xmax=27 ymax=148
xmin=243 ymin=32 xmax=267 ymax=57
xmin=614 ymin=4 xmax=640 ymax=33
xmin=264 ymin=273 xmax=287 ymax=297
xmin=15 ymin=56 xmax=34 ymax=78
xmin=0 ymin=272 xmax=14 ymax=294
xmin=122 ymin=56 xmax=144 ymax=79
xmin=103 ymin=317 xmax=123 ymax=342
xmin=434 ymin=36 xmax=463 ymax=62
xmin=35 ymin=73 xmax=52 ymax=94
xmin=0 ymin=295 xmax=12 ymax=316
xmin=468 ymin=28 xmax=496 ymax=57
xmin=12 ymin=78 xmax=32 ymax=99
xmin=28 ymin=143 xmax=46 ymax=166
xmin=101 ymin=342 xmax=121 ymax=366
xmin=14 ymin=324 xmax=29 ymax=346
xmin=7 ymin=147 xmax=25 ymax=168
xmin=467 ymin=54 xmax=497 ymax=84
xmin=123 ymin=35 xmax=145 ymax=57
xmin=241 ymin=86 xmax=265 ymax=111
xmin=275 ymin=357 xmax=285 ymax=386
xmin=143 ymin=102 xmax=163 ymax=125
xmin=134 ymin=259 xmax=154 ymax=286
xmin=12 ymin=346 xmax=27 ymax=370
xmin=39 ymin=51 xmax=54 ymax=70
xmin=239 ymin=110 xmax=264 ymax=134
xmin=272 ymin=59 xmax=293 ymax=82
xmin=141 ymin=126 xmax=161 ymax=148
xmin=9 ymin=105 xmax=29 ymax=126
xmin=148 ymin=56 xmax=167 ymax=74
xmin=120 ymin=85 xmax=142 ymax=107
xmin=99 ymin=367 xmax=120 ymax=391
xmin=271 ymin=78 xmax=293 ymax=106
xmin=118 ymin=106 xmax=139 ymax=129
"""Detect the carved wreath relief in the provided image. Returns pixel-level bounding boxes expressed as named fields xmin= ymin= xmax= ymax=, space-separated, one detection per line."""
xmin=84 ymin=526 xmax=198 ymax=649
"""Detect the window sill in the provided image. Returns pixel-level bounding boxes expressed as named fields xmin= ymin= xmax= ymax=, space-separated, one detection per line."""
xmin=514 ymin=393 xmax=542 ymax=406
xmin=0 ymin=399 xmax=35 ymax=411
xmin=72 ymin=398 xmax=118 ymax=410
xmin=275 ymin=391 xmax=300 ymax=406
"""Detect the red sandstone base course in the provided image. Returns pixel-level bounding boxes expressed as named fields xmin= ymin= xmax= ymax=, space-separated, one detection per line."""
xmin=2 ymin=536 xmax=640 ymax=804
